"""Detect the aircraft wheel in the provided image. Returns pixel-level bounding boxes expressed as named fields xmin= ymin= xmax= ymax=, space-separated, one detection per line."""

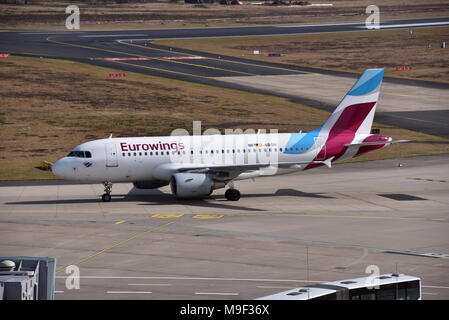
xmin=225 ymin=189 xmax=241 ymax=201
xmin=102 ymin=193 xmax=111 ymax=202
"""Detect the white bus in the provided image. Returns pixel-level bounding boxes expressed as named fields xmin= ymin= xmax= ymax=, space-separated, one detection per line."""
xmin=257 ymin=274 xmax=421 ymax=300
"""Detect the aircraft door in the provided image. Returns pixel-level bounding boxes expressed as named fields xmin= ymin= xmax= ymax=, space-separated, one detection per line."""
xmin=105 ymin=143 xmax=119 ymax=167
xmin=314 ymin=137 xmax=327 ymax=161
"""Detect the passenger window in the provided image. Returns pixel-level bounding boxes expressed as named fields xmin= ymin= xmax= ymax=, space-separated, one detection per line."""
xmin=376 ymin=284 xmax=396 ymax=300
xmin=406 ymin=281 xmax=420 ymax=300
xmin=122 ymin=153 xmax=125 ymax=157
xmin=397 ymin=288 xmax=407 ymax=300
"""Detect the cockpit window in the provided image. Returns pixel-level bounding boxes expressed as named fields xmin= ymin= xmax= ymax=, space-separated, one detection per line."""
xmin=67 ymin=151 xmax=92 ymax=158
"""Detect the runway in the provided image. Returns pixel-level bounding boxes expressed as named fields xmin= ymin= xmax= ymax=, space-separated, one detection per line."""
xmin=1 ymin=154 xmax=448 ymax=299
xmin=1 ymin=17 xmax=449 ymax=138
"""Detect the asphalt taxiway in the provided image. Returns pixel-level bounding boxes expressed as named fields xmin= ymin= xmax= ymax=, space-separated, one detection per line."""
xmin=1 ymin=154 xmax=448 ymax=299
xmin=1 ymin=18 xmax=449 ymax=138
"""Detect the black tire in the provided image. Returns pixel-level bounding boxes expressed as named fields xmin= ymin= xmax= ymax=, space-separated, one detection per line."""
xmin=102 ymin=193 xmax=111 ymax=202
xmin=225 ymin=189 xmax=240 ymax=201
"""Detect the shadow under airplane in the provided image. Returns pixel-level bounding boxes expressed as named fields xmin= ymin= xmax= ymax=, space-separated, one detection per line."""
xmin=5 ymin=188 xmax=334 ymax=211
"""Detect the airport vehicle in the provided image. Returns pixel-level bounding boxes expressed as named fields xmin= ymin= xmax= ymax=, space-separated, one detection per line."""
xmin=52 ymin=68 xmax=407 ymax=201
xmin=257 ymin=274 xmax=422 ymax=300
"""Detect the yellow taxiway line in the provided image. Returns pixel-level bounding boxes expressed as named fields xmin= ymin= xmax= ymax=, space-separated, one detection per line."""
xmin=0 ymin=209 xmax=444 ymax=222
xmin=56 ymin=220 xmax=177 ymax=274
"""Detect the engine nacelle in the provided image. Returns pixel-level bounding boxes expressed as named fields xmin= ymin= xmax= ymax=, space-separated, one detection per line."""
xmin=170 ymin=173 xmax=225 ymax=199
xmin=133 ymin=180 xmax=169 ymax=189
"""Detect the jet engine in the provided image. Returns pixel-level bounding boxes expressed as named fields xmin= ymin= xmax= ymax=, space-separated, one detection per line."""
xmin=170 ymin=173 xmax=225 ymax=199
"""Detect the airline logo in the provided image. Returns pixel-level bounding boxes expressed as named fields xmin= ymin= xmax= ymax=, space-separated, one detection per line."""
xmin=83 ymin=162 xmax=93 ymax=168
xmin=120 ymin=142 xmax=185 ymax=152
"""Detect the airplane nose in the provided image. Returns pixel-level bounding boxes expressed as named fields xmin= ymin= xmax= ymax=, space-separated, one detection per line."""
xmin=52 ymin=159 xmax=65 ymax=178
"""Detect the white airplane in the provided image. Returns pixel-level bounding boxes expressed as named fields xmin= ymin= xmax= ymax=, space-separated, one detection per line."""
xmin=52 ymin=69 xmax=407 ymax=202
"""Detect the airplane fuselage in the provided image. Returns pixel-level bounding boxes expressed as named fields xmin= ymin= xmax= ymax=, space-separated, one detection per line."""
xmin=52 ymin=131 xmax=385 ymax=184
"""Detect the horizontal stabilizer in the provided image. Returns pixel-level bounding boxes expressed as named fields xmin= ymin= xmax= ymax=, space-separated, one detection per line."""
xmin=311 ymin=156 xmax=334 ymax=168
xmin=345 ymin=140 xmax=410 ymax=147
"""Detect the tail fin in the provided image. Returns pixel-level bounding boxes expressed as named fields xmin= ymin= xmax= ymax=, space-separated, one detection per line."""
xmin=321 ymin=68 xmax=384 ymax=135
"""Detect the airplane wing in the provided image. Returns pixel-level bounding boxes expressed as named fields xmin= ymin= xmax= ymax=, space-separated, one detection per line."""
xmin=345 ymin=140 xmax=410 ymax=147
xmin=177 ymin=157 xmax=335 ymax=174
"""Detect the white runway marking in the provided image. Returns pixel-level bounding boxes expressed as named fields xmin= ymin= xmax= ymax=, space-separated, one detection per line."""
xmin=107 ymin=291 xmax=152 ymax=294
xmin=81 ymin=34 xmax=146 ymax=38
xmin=357 ymin=22 xmax=449 ymax=29
xmin=128 ymin=283 xmax=172 ymax=286
xmin=257 ymin=286 xmax=296 ymax=289
xmin=20 ymin=32 xmax=85 ymax=35
xmin=276 ymin=22 xmax=360 ymax=28
xmin=195 ymin=292 xmax=239 ymax=296
xmin=422 ymin=292 xmax=438 ymax=296
xmin=56 ymin=275 xmax=324 ymax=283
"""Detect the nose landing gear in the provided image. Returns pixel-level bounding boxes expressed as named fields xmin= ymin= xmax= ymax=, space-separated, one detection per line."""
xmin=102 ymin=182 xmax=112 ymax=202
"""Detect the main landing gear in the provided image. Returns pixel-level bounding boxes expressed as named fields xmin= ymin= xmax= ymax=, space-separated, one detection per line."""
xmin=225 ymin=188 xmax=241 ymax=201
xmin=102 ymin=182 xmax=112 ymax=202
